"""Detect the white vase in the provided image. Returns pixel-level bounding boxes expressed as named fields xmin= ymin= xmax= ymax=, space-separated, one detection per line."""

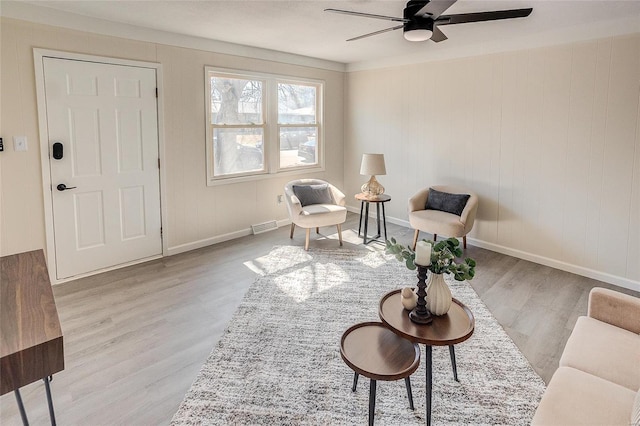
xmin=426 ymin=273 xmax=452 ymax=315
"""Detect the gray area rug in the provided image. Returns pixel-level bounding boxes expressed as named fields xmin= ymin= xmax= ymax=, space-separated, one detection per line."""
xmin=172 ymin=246 xmax=545 ymax=425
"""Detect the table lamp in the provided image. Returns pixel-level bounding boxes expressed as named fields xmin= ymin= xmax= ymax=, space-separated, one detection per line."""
xmin=360 ymin=153 xmax=386 ymax=197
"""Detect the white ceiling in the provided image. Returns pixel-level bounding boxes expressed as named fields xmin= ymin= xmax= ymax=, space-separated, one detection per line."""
xmin=4 ymin=1 xmax=640 ymax=70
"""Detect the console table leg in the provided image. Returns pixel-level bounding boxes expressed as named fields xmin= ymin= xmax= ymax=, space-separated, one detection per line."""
xmin=43 ymin=376 xmax=57 ymax=426
xmin=14 ymin=389 xmax=29 ymax=426
xmin=449 ymin=345 xmax=459 ymax=382
xmin=426 ymin=345 xmax=432 ymax=426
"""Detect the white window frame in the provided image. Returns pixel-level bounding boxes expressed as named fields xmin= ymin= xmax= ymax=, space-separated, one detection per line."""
xmin=205 ymin=67 xmax=324 ymax=186
xmin=276 ymin=79 xmax=322 ymax=173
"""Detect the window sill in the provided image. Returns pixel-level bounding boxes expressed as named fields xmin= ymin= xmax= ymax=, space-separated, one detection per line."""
xmin=206 ymin=165 xmax=325 ymax=187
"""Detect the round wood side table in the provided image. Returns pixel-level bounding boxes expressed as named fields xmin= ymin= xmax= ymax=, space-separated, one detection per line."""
xmin=355 ymin=193 xmax=391 ymax=245
xmin=340 ymin=321 xmax=420 ymax=425
xmin=379 ymin=290 xmax=475 ymax=426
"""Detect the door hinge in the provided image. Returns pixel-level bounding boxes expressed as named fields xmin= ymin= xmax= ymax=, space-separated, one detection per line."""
xmin=155 ymin=87 xmax=158 ymax=98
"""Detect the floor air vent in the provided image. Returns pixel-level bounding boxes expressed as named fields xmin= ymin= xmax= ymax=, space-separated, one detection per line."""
xmin=251 ymin=220 xmax=278 ymax=235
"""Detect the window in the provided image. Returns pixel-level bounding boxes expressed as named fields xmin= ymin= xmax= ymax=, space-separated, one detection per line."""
xmin=209 ymin=74 xmax=265 ymax=177
xmin=206 ymin=68 xmax=323 ymax=184
xmin=278 ymin=82 xmax=319 ymax=169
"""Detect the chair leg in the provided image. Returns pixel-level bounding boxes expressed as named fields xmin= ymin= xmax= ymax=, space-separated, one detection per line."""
xmin=305 ymin=228 xmax=310 ymax=251
xmin=337 ymin=224 xmax=343 ymax=246
xmin=316 ymin=227 xmax=320 ymax=234
xmin=412 ymin=229 xmax=420 ymax=250
xmin=290 ymin=223 xmax=295 ymax=239
xmin=463 ymin=235 xmax=467 ymax=249
xmin=405 ymin=376 xmax=415 ymax=410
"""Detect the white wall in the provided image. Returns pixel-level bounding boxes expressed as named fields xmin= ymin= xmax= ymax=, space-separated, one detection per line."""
xmin=0 ymin=17 xmax=345 ymax=257
xmin=345 ymin=34 xmax=640 ymax=290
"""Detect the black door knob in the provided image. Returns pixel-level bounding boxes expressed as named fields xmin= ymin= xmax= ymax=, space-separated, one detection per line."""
xmin=56 ymin=184 xmax=77 ymax=191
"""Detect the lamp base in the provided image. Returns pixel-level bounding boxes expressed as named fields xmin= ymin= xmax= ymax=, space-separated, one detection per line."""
xmin=361 ymin=176 xmax=385 ymax=197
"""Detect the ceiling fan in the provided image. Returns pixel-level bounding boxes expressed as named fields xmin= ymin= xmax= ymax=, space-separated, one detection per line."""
xmin=325 ymin=0 xmax=532 ymax=43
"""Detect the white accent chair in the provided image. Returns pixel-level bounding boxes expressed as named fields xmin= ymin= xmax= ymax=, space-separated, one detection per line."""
xmin=284 ymin=179 xmax=347 ymax=251
xmin=408 ymin=185 xmax=479 ymax=250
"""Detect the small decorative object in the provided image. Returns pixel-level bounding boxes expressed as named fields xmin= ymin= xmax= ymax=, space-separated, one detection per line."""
xmin=360 ymin=153 xmax=386 ymax=197
xmin=386 ymin=237 xmax=476 ymax=319
xmin=400 ymin=287 xmax=418 ymax=310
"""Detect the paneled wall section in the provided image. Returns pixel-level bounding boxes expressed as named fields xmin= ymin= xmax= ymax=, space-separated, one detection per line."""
xmin=345 ymin=35 xmax=640 ymax=289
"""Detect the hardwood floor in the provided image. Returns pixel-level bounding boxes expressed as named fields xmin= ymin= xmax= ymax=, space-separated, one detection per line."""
xmin=2 ymin=213 xmax=638 ymax=425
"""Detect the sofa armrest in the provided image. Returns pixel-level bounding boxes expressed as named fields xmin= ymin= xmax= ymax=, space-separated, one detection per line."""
xmin=588 ymin=287 xmax=640 ymax=334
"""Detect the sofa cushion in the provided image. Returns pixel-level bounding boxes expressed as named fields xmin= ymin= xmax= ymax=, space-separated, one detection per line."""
xmin=531 ymin=367 xmax=636 ymax=426
xmin=560 ymin=316 xmax=640 ymax=391
xmin=292 ymin=184 xmax=333 ymax=207
xmin=425 ymin=188 xmax=470 ymax=216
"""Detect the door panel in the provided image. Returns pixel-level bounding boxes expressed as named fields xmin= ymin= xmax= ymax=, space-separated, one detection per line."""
xmin=44 ymin=57 xmax=162 ymax=279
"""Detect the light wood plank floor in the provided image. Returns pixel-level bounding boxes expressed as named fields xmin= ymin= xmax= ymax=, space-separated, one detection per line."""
xmin=2 ymin=213 xmax=638 ymax=425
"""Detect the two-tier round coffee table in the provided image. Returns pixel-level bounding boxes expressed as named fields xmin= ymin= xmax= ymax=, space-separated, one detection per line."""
xmin=379 ymin=289 xmax=475 ymax=426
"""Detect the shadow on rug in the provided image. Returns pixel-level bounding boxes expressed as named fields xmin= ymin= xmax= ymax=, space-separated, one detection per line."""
xmin=172 ymin=246 xmax=545 ymax=425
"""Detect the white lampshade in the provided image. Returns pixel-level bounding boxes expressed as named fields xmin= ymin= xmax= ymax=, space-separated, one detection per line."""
xmin=360 ymin=153 xmax=386 ymax=176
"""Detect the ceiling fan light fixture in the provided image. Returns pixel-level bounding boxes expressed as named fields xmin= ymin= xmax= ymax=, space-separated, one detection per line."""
xmin=404 ymin=28 xmax=433 ymax=41
xmin=403 ymin=18 xmax=434 ymax=42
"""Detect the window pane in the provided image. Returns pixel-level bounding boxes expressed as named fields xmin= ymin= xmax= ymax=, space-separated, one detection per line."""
xmin=280 ymin=127 xmax=317 ymax=168
xmin=211 ymin=76 xmax=263 ymax=125
xmin=278 ymin=83 xmax=316 ymax=125
xmin=213 ymin=128 xmax=264 ymax=176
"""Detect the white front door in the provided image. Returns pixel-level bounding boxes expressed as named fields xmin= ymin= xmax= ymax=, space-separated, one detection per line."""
xmin=43 ymin=57 xmax=162 ymax=280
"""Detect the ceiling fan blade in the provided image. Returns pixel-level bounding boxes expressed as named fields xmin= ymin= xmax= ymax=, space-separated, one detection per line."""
xmin=324 ymin=8 xmax=408 ymax=23
xmin=436 ymin=8 xmax=533 ymax=26
xmin=346 ymin=24 xmax=405 ymax=42
xmin=431 ymin=26 xmax=448 ymax=42
xmin=414 ymin=0 xmax=457 ymax=19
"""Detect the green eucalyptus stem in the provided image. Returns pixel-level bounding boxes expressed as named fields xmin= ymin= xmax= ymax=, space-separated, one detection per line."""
xmin=385 ymin=237 xmax=477 ymax=281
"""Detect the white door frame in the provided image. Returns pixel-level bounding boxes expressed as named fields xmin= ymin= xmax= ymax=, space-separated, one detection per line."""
xmin=34 ymin=48 xmax=169 ymax=284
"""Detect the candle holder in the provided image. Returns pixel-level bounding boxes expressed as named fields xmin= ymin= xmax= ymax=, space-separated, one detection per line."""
xmin=409 ymin=264 xmax=433 ymax=324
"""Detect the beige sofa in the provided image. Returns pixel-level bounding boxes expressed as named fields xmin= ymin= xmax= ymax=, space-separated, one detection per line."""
xmin=532 ymin=287 xmax=640 ymax=425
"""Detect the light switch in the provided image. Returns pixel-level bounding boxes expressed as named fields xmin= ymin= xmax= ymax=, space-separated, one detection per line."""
xmin=13 ymin=136 xmax=28 ymax=152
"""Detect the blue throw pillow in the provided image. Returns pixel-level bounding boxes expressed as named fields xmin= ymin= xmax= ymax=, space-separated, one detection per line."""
xmin=292 ymin=184 xmax=334 ymax=207
xmin=425 ymin=188 xmax=470 ymax=216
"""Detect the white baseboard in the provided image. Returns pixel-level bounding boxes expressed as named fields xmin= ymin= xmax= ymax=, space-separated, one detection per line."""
xmin=347 ymin=205 xmax=640 ymax=293
xmin=169 ymin=208 xmax=639 ymax=293
xmin=467 ymin=238 xmax=640 ymax=293
xmin=166 ymin=218 xmax=291 ymax=256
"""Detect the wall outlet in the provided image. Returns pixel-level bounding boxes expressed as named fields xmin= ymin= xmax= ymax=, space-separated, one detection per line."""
xmin=277 ymin=194 xmax=283 ymax=204
xmin=13 ymin=136 xmax=27 ymax=152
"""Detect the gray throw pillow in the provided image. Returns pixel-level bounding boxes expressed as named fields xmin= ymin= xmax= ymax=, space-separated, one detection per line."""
xmin=292 ymin=184 xmax=334 ymax=207
xmin=425 ymin=188 xmax=470 ymax=216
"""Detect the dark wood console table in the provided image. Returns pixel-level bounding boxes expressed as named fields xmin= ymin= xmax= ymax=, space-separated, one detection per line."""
xmin=1 ymin=250 xmax=64 ymax=425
